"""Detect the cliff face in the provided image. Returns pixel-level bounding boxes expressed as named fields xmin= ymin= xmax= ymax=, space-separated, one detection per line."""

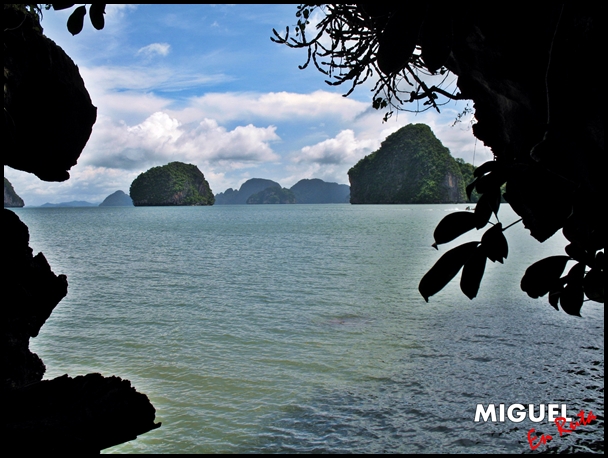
xmin=130 ymin=162 xmax=214 ymax=206
xmin=215 ymin=178 xmax=281 ymax=204
xmin=348 ymin=124 xmax=466 ymax=204
xmin=4 ymin=178 xmax=25 ymax=207
xmin=247 ymin=186 xmax=296 ymax=204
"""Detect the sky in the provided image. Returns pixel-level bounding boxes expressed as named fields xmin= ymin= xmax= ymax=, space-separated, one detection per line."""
xmin=5 ymin=4 xmax=493 ymax=206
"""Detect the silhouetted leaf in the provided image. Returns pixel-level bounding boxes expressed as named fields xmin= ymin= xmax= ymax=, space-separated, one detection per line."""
xmin=548 ymin=287 xmax=561 ymax=310
xmin=481 ymin=222 xmax=508 ymax=263
xmin=560 ymin=262 xmax=585 ymax=316
xmin=473 ymin=160 xmax=496 ymax=178
xmin=460 ymin=245 xmax=487 ymax=299
xmin=474 ymin=187 xmax=501 ymax=229
xmin=583 ymin=267 xmax=604 ymax=303
xmin=67 ymin=5 xmax=86 ymax=35
xmin=466 ymin=180 xmax=477 ymax=202
xmin=520 ymin=255 xmax=569 ymax=298
xmin=89 ymin=3 xmax=105 ymax=30
xmin=432 ymin=211 xmax=477 ymax=248
xmin=564 ymin=242 xmax=589 ymax=264
xmin=419 ymin=241 xmax=479 ymax=302
xmin=51 ymin=4 xmax=75 ymax=11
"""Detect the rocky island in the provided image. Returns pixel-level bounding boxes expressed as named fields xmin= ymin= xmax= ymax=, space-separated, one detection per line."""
xmin=4 ymin=177 xmax=24 ymax=207
xmin=348 ymin=124 xmax=466 ymax=204
xmin=130 ymin=162 xmax=214 ymax=206
xmin=215 ymin=178 xmax=281 ymax=205
xmin=246 ymin=186 xmax=296 ymax=204
xmin=99 ymin=190 xmax=133 ymax=207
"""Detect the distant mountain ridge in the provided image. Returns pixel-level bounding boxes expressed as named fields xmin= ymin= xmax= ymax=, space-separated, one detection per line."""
xmin=215 ymin=178 xmax=350 ymax=204
xmin=40 ymin=201 xmax=99 ymax=207
xmin=290 ymin=179 xmax=350 ymax=204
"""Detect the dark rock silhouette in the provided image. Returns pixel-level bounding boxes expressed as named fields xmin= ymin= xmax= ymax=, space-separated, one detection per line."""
xmin=215 ymin=178 xmax=281 ymax=204
xmin=99 ymin=190 xmax=133 ymax=207
xmin=4 ymin=177 xmax=24 ymax=207
xmin=4 ymin=6 xmax=97 ymax=182
xmin=3 ymin=6 xmax=159 ymax=452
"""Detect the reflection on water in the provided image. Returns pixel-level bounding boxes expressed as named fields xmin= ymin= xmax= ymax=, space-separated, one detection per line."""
xmin=12 ymin=204 xmax=603 ymax=454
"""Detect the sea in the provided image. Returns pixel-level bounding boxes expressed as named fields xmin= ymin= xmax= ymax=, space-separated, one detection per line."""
xmin=11 ymin=204 xmax=604 ymax=454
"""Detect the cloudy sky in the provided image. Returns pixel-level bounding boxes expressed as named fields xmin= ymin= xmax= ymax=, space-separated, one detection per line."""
xmin=5 ymin=4 xmax=492 ymax=206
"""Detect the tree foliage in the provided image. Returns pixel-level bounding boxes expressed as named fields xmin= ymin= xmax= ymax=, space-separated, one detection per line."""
xmin=274 ymin=4 xmax=604 ymax=315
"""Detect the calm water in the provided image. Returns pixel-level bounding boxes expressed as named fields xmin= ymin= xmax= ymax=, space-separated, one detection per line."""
xmin=12 ymin=204 xmax=604 ymax=454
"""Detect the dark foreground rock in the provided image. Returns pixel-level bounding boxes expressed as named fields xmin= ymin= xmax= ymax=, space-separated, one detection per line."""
xmin=3 ymin=6 xmax=159 ymax=452
xmin=2 ymin=209 xmax=160 ymax=453
xmin=3 ymin=373 xmax=160 ymax=453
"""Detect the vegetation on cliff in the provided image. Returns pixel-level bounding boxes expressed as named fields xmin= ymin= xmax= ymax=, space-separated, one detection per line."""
xmin=246 ymin=186 xmax=296 ymax=204
xmin=4 ymin=177 xmax=25 ymax=207
xmin=130 ymin=162 xmax=214 ymax=206
xmin=348 ymin=124 xmax=466 ymax=204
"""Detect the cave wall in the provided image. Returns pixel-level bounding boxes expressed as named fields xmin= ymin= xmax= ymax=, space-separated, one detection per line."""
xmin=3 ymin=6 xmax=160 ymax=452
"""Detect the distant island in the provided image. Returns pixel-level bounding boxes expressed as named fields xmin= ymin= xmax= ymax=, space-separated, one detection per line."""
xmin=215 ymin=178 xmax=350 ymax=204
xmin=215 ymin=178 xmax=281 ymax=205
xmin=290 ymin=179 xmax=350 ymax=204
xmin=348 ymin=123 xmax=467 ymax=204
xmin=41 ymin=201 xmax=98 ymax=207
xmin=130 ymin=162 xmax=214 ymax=206
xmin=4 ymin=177 xmax=24 ymax=207
xmin=247 ymin=186 xmax=296 ymax=204
xmin=99 ymin=190 xmax=133 ymax=207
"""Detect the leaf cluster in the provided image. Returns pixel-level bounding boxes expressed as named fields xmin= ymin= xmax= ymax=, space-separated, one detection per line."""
xmin=271 ymin=4 xmax=464 ymax=121
xmin=419 ymin=160 xmax=512 ymax=301
xmin=44 ymin=4 xmax=106 ymax=35
xmin=419 ymin=159 xmax=604 ymax=315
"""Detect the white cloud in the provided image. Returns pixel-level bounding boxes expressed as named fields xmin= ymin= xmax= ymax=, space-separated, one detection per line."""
xmin=183 ymin=90 xmax=368 ymax=123
xmin=81 ymin=112 xmax=281 ymax=171
xmin=137 ymin=42 xmax=171 ymax=57
xmin=294 ymin=129 xmax=378 ymax=165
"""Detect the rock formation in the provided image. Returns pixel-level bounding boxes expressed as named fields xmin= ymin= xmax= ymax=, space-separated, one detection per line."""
xmin=3 ymin=5 xmax=159 ymax=452
xmin=215 ymin=178 xmax=281 ymax=204
xmin=4 ymin=177 xmax=24 ymax=207
xmin=348 ymin=124 xmax=466 ymax=204
xmin=130 ymin=162 xmax=214 ymax=206
xmin=290 ymin=179 xmax=350 ymax=204
xmin=246 ymin=186 xmax=296 ymax=204
xmin=99 ymin=190 xmax=133 ymax=207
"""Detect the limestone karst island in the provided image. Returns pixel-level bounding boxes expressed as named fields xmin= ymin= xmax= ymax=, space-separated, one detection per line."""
xmin=130 ymin=162 xmax=215 ymax=206
xmin=348 ymin=124 xmax=467 ymax=204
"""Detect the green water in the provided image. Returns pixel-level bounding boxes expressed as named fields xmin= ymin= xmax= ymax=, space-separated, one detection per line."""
xmin=12 ymin=204 xmax=603 ymax=453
